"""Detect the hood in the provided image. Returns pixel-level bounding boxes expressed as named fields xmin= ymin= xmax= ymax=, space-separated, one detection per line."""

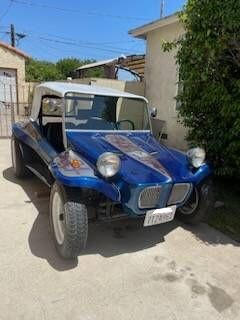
xmin=66 ymin=131 xmax=194 ymax=184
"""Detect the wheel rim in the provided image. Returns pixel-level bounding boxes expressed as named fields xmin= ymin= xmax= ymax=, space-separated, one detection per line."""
xmin=11 ymin=139 xmax=17 ymax=171
xmin=52 ymin=191 xmax=65 ymax=245
xmin=179 ymin=187 xmax=199 ymax=215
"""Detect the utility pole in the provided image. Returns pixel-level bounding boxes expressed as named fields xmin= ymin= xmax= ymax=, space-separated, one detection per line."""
xmin=8 ymin=24 xmax=26 ymax=47
xmin=10 ymin=23 xmax=15 ymax=47
xmin=160 ymin=0 xmax=165 ymax=19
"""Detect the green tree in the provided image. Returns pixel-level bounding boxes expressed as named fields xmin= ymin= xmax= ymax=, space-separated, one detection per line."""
xmin=26 ymin=58 xmax=104 ymax=82
xmin=164 ymin=0 xmax=240 ymax=176
xmin=56 ymin=58 xmax=84 ymax=78
xmin=56 ymin=58 xmax=104 ymax=78
xmin=26 ymin=59 xmax=62 ymax=82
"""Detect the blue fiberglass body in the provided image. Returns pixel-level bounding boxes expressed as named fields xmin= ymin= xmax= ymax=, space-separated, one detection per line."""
xmin=66 ymin=131 xmax=211 ymax=186
xmin=55 ymin=130 xmax=211 ymax=215
xmin=12 ymin=120 xmax=211 ymax=216
xmin=12 ymin=78 xmax=212 ymax=217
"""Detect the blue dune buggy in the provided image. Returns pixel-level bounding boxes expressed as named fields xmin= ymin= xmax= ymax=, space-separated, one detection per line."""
xmin=12 ymin=82 xmax=213 ymax=259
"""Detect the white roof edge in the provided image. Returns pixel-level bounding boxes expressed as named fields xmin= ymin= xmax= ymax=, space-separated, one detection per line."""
xmin=36 ymin=82 xmax=147 ymax=99
xmin=30 ymin=81 xmax=148 ymax=121
xmin=129 ymin=13 xmax=179 ymax=39
xmin=76 ymin=58 xmax=118 ymax=71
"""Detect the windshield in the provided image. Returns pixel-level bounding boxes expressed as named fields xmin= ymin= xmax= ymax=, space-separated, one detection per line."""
xmin=64 ymin=93 xmax=150 ymax=131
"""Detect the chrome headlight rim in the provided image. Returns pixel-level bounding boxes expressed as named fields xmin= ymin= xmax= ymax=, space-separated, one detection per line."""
xmin=187 ymin=147 xmax=206 ymax=168
xmin=97 ymin=152 xmax=121 ymax=178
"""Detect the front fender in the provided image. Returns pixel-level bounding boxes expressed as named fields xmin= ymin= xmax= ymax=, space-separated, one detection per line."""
xmin=192 ymin=163 xmax=212 ymax=185
xmin=50 ymin=151 xmax=120 ymax=202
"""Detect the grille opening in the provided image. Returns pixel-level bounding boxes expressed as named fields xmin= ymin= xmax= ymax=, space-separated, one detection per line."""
xmin=168 ymin=183 xmax=191 ymax=205
xmin=138 ymin=186 xmax=162 ymax=209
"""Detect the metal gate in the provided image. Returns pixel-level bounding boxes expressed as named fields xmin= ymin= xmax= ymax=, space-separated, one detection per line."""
xmin=0 ymin=81 xmax=31 ymax=138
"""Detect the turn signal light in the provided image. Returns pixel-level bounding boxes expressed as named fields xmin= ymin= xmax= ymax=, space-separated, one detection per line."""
xmin=70 ymin=159 xmax=81 ymax=169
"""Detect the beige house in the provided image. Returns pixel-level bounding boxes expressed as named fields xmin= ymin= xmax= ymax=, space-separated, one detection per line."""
xmin=129 ymin=14 xmax=187 ymax=150
xmin=0 ymin=41 xmax=30 ymax=113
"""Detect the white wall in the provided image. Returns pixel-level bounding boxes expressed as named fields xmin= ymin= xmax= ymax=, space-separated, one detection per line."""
xmin=145 ymin=21 xmax=188 ymax=150
xmin=74 ymin=78 xmax=145 ymax=97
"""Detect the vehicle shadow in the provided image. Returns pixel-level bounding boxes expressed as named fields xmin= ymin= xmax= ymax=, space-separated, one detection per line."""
xmin=3 ymin=167 xmax=239 ymax=271
xmin=3 ymin=167 xmax=78 ymax=272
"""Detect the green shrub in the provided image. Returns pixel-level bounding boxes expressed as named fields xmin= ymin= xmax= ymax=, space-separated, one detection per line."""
xmin=164 ymin=0 xmax=240 ymax=176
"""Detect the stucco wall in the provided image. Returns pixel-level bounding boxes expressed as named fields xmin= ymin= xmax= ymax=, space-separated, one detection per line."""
xmin=74 ymin=78 xmax=145 ymax=96
xmin=0 ymin=46 xmax=26 ymax=84
xmin=0 ymin=46 xmax=27 ymax=114
xmin=145 ymin=21 xmax=188 ymax=150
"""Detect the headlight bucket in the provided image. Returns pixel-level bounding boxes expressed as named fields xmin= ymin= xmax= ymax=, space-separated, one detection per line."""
xmin=187 ymin=147 xmax=206 ymax=168
xmin=97 ymin=152 xmax=121 ymax=178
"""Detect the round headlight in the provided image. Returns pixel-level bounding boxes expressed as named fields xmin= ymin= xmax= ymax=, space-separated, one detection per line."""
xmin=187 ymin=147 xmax=206 ymax=168
xmin=97 ymin=152 xmax=121 ymax=178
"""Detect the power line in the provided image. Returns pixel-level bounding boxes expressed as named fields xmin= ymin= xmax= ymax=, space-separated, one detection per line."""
xmin=36 ymin=36 xmax=135 ymax=55
xmin=28 ymin=38 xmax=63 ymax=60
xmin=12 ymin=0 xmax=149 ymax=21
xmin=1 ymin=24 xmax=141 ymax=55
xmin=35 ymin=38 xmax=110 ymax=61
xmin=21 ymin=28 xmax=139 ymax=49
xmin=39 ymin=37 xmax=136 ymax=53
xmin=18 ymin=28 xmax=142 ymax=54
xmin=0 ymin=0 xmax=13 ymax=22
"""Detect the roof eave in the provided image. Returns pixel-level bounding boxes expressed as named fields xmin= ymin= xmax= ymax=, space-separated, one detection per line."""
xmin=0 ymin=41 xmax=30 ymax=59
xmin=129 ymin=13 xmax=179 ymax=39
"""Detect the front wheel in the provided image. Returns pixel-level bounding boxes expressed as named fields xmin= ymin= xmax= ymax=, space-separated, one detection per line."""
xmin=176 ymin=178 xmax=214 ymax=225
xmin=49 ymin=183 xmax=88 ymax=259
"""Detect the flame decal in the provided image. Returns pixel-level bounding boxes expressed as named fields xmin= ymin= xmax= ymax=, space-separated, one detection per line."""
xmin=105 ymin=135 xmax=171 ymax=179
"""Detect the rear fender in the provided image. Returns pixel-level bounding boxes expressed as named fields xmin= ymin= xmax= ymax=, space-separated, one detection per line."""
xmin=50 ymin=151 xmax=120 ymax=202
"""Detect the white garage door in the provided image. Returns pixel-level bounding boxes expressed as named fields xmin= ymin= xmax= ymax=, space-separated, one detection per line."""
xmin=0 ymin=68 xmax=17 ymax=104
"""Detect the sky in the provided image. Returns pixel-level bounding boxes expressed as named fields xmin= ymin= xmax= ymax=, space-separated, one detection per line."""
xmin=0 ymin=0 xmax=185 ymax=62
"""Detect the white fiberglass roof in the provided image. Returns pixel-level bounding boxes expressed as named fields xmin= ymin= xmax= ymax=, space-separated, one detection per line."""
xmin=31 ymin=81 xmax=147 ymax=120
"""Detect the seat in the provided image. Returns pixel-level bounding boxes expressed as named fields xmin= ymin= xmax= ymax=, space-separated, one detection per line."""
xmin=45 ymin=123 xmax=64 ymax=152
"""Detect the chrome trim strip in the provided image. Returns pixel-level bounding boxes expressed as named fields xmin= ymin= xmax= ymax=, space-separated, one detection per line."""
xmin=65 ymin=129 xmax=151 ymax=133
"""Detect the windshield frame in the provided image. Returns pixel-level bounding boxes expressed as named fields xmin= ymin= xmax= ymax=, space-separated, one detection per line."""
xmin=62 ymin=92 xmax=152 ymax=148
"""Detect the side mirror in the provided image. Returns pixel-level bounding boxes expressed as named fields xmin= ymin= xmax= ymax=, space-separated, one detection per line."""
xmin=150 ymin=107 xmax=157 ymax=118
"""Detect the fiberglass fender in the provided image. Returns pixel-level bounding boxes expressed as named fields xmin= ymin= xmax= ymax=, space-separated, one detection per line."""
xmin=49 ymin=150 xmax=120 ymax=202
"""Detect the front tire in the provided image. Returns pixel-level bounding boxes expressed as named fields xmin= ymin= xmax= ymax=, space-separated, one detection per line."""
xmin=11 ymin=135 xmax=27 ymax=178
xmin=176 ymin=178 xmax=213 ymax=225
xmin=50 ymin=183 xmax=88 ymax=259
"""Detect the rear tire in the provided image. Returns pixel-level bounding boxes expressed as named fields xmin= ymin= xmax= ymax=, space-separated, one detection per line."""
xmin=49 ymin=182 xmax=88 ymax=259
xmin=176 ymin=178 xmax=214 ymax=225
xmin=11 ymin=135 xmax=28 ymax=178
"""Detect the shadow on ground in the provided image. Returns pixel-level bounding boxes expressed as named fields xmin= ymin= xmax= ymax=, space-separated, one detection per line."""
xmin=3 ymin=167 xmax=239 ymax=272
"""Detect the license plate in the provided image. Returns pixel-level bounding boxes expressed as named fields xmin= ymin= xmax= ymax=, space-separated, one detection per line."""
xmin=144 ymin=206 xmax=176 ymax=227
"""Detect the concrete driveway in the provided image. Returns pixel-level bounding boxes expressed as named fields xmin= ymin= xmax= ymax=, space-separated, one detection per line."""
xmin=0 ymin=139 xmax=239 ymax=320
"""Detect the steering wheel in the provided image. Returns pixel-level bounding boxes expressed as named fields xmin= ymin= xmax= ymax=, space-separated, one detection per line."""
xmin=115 ymin=120 xmax=135 ymax=130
